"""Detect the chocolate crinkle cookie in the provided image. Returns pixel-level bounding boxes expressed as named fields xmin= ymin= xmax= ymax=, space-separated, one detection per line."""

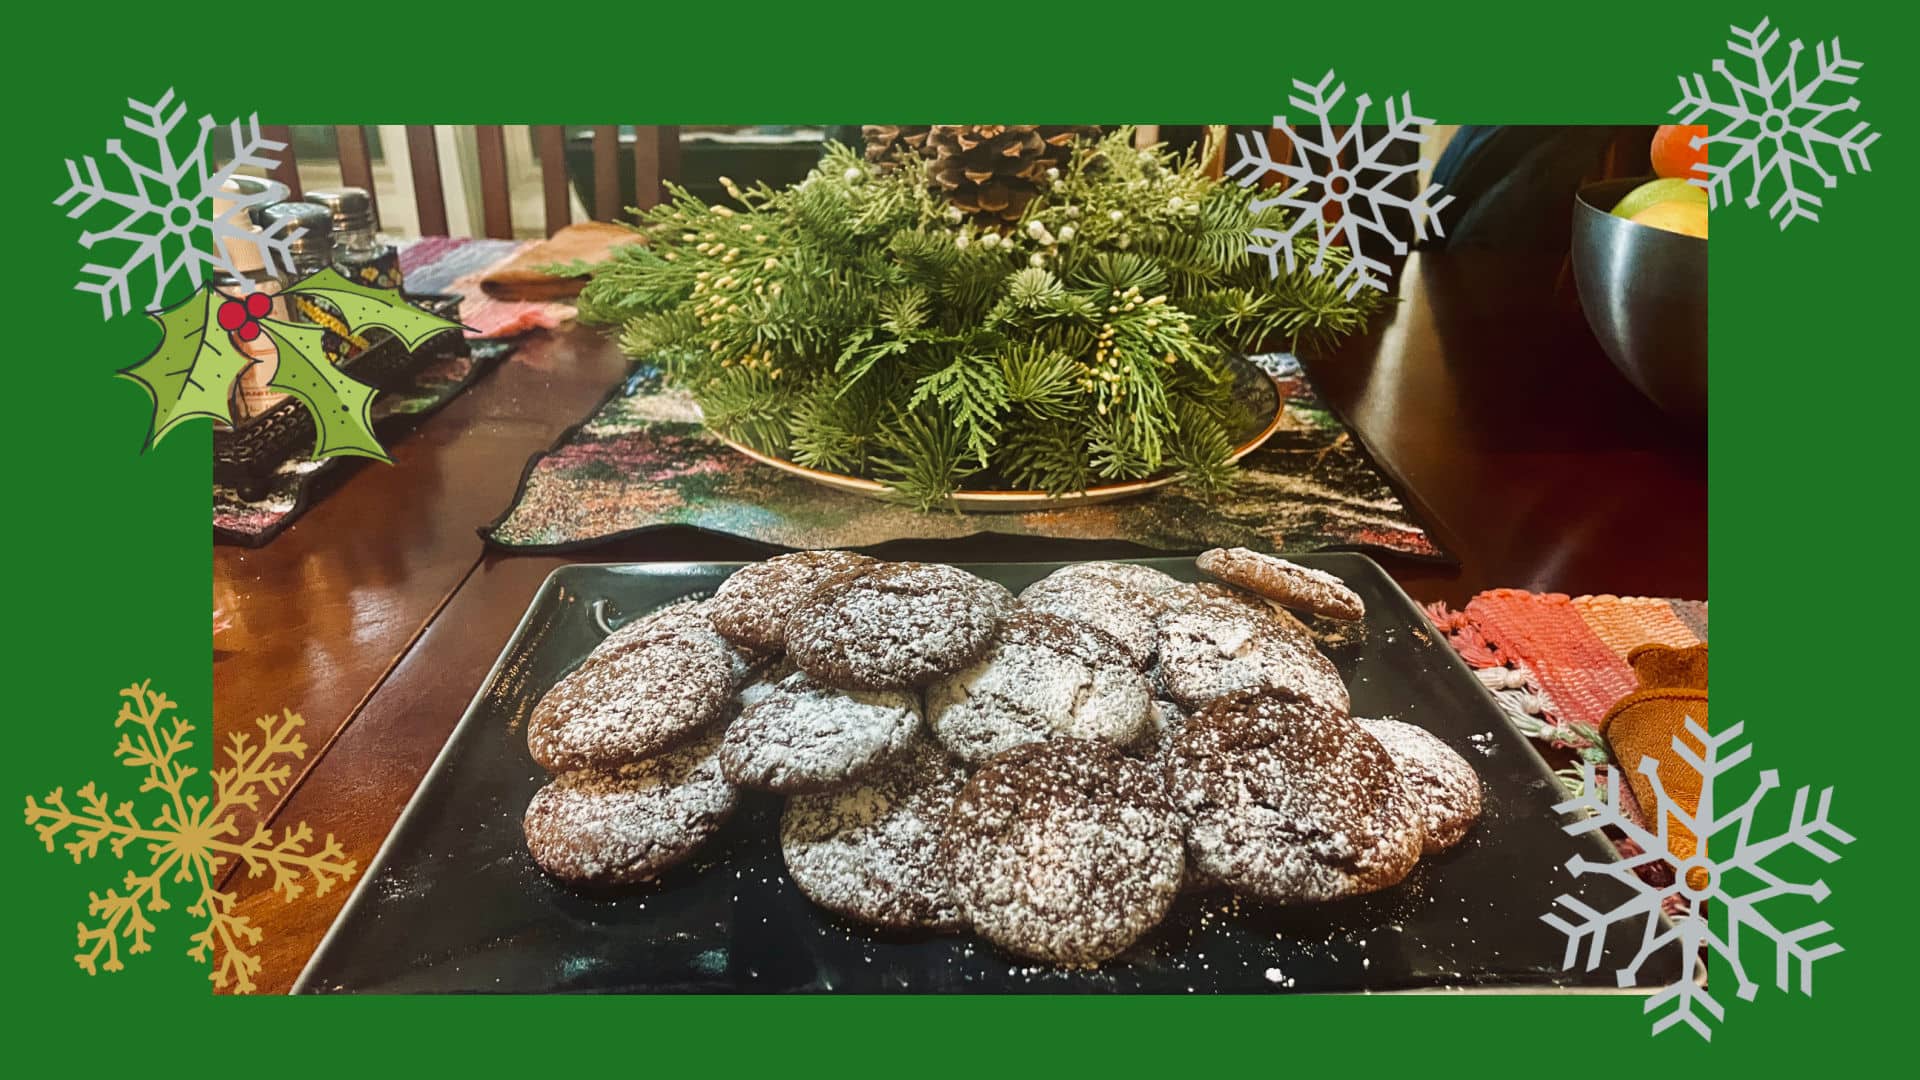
xmin=1153 ymin=596 xmax=1349 ymax=717
xmin=1017 ymin=563 xmax=1172 ymax=669
xmin=928 ymin=609 xmax=1152 ymax=764
xmin=1356 ymin=718 xmax=1483 ymax=853
xmin=710 ymin=550 xmax=879 ymax=652
xmin=780 ymin=738 xmax=970 ymax=931
xmin=786 ymin=561 xmax=1010 ymax=690
xmin=523 ymin=728 xmax=738 ymax=886
xmin=940 ymin=739 xmax=1184 ymax=966
xmin=1165 ymin=690 xmax=1421 ymax=904
xmin=527 ymin=601 xmax=746 ymax=773
xmin=1195 ymin=548 xmax=1365 ymax=621
xmin=720 ymin=671 xmax=922 ymax=793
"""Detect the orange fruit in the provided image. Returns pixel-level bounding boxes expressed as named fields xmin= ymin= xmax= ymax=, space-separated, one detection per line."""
xmin=1629 ymin=200 xmax=1708 ymax=239
xmin=1651 ymin=124 xmax=1708 ymax=180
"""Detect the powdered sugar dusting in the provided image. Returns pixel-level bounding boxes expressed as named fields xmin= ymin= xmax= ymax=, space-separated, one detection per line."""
xmin=780 ymin=738 xmax=969 ymax=930
xmin=1018 ymin=563 xmax=1174 ymax=668
xmin=1153 ymin=598 xmax=1349 ymax=716
xmin=928 ymin=610 xmax=1151 ymax=764
xmin=528 ymin=604 xmax=740 ymax=772
xmin=710 ymin=550 xmax=879 ymax=650
xmin=721 ymin=671 xmax=922 ymax=793
xmin=523 ymin=729 xmax=737 ymax=885
xmin=941 ymin=739 xmax=1183 ymax=965
xmin=1356 ymin=717 xmax=1483 ymax=853
xmin=1167 ymin=692 xmax=1420 ymax=904
xmin=787 ymin=562 xmax=1010 ymax=690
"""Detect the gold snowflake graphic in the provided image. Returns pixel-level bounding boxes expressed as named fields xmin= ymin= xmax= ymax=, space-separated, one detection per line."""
xmin=22 ymin=680 xmax=357 ymax=993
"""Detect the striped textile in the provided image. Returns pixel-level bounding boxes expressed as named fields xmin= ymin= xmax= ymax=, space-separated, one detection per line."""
xmin=1427 ymin=590 xmax=1707 ymax=743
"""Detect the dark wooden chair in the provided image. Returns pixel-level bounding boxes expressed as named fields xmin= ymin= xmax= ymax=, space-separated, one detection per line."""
xmin=257 ymin=125 xmax=683 ymax=239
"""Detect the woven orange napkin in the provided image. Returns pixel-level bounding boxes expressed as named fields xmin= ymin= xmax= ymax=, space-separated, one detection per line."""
xmin=1600 ymin=643 xmax=1708 ymax=860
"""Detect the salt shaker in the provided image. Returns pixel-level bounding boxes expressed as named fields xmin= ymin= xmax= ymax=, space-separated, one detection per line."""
xmin=305 ymin=186 xmax=403 ymax=290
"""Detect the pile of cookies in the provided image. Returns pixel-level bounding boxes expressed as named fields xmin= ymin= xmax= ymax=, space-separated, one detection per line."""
xmin=522 ymin=548 xmax=1482 ymax=967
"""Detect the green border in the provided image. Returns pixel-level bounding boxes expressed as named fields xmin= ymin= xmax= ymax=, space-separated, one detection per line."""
xmin=3 ymin=0 xmax=1904 ymax=1070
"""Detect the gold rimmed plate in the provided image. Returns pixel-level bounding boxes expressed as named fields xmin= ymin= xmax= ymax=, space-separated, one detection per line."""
xmin=714 ymin=354 xmax=1286 ymax=512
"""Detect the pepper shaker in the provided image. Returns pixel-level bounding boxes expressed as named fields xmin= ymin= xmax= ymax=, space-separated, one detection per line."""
xmin=306 ymin=186 xmax=403 ymax=290
xmin=230 ymin=202 xmax=336 ymax=420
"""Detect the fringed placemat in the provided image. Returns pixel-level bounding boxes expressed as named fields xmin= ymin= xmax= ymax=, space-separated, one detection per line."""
xmin=482 ymin=354 xmax=1447 ymax=560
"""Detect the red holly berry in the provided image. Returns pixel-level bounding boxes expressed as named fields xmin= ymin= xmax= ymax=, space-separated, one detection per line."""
xmin=217 ymin=299 xmax=248 ymax=332
xmin=217 ymin=292 xmax=273 ymax=344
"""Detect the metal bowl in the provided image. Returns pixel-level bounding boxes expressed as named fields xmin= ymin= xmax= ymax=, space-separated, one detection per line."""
xmin=1570 ymin=177 xmax=1708 ymax=419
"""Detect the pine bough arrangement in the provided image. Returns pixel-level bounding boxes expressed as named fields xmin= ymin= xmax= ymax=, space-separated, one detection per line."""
xmin=578 ymin=128 xmax=1378 ymax=508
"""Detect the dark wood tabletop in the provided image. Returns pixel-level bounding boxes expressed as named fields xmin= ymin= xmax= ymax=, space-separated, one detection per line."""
xmin=211 ymin=247 xmax=1706 ymax=993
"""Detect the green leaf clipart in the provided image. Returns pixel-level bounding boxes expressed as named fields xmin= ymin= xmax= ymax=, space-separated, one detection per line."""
xmin=118 ymin=286 xmax=253 ymax=450
xmin=281 ymin=268 xmax=465 ymax=350
xmin=259 ymin=321 xmax=390 ymax=462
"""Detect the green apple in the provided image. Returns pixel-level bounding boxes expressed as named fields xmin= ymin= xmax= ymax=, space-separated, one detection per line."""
xmin=1611 ymin=178 xmax=1710 ymax=220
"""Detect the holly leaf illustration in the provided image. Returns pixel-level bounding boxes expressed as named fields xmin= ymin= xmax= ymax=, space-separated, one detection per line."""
xmin=281 ymin=268 xmax=465 ymax=350
xmin=118 ymin=286 xmax=252 ymax=450
xmin=257 ymin=320 xmax=390 ymax=462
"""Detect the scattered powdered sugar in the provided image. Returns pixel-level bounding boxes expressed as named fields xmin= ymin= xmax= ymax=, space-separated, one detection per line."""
xmin=787 ymin=562 xmax=1010 ymax=690
xmin=928 ymin=610 xmax=1151 ymax=764
xmin=780 ymin=738 xmax=970 ymax=930
xmin=720 ymin=671 xmax=922 ymax=793
xmin=940 ymin=739 xmax=1183 ymax=966
xmin=1153 ymin=598 xmax=1349 ymax=716
xmin=1356 ymin=717 xmax=1483 ymax=854
xmin=522 ymin=729 xmax=737 ymax=885
xmin=1167 ymin=692 xmax=1421 ymax=904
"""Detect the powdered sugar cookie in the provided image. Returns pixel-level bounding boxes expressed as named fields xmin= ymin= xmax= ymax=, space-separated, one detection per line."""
xmin=787 ymin=561 xmax=1010 ymax=690
xmin=1153 ymin=596 xmax=1349 ymax=716
xmin=1018 ymin=563 xmax=1170 ymax=669
xmin=941 ymin=739 xmax=1184 ymax=966
xmin=1165 ymin=690 xmax=1420 ymax=904
xmin=710 ymin=550 xmax=879 ymax=651
xmin=528 ymin=604 xmax=745 ymax=773
xmin=720 ymin=671 xmax=921 ymax=793
xmin=780 ymin=738 xmax=969 ymax=931
xmin=1195 ymin=547 xmax=1365 ymax=621
xmin=1356 ymin=717 xmax=1483 ymax=853
xmin=928 ymin=609 xmax=1151 ymax=764
xmin=523 ymin=729 xmax=737 ymax=886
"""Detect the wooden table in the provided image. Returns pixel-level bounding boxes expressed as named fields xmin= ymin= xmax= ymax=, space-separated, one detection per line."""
xmin=211 ymin=248 xmax=1707 ymax=993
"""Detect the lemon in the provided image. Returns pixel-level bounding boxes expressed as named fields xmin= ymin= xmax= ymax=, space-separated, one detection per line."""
xmin=1629 ymin=200 xmax=1708 ymax=239
xmin=1610 ymin=178 xmax=1709 ymax=221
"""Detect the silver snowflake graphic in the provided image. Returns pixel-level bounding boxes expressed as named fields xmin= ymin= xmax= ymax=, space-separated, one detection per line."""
xmin=55 ymin=89 xmax=302 ymax=319
xmin=1672 ymin=18 xmax=1879 ymax=229
xmin=1226 ymin=70 xmax=1453 ymax=298
xmin=1542 ymin=719 xmax=1852 ymax=1040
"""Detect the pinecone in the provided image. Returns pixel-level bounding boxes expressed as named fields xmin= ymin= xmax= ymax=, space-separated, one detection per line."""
xmin=861 ymin=125 xmax=932 ymax=170
xmin=864 ymin=125 xmax=1101 ymax=227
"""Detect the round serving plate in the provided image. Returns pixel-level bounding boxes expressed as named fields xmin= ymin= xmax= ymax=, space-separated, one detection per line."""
xmin=712 ymin=356 xmax=1287 ymax=512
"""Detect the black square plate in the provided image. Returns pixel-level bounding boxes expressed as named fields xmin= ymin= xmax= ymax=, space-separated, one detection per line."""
xmin=294 ymin=555 xmax=1673 ymax=994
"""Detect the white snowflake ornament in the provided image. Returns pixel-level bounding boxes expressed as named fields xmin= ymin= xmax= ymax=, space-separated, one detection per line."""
xmin=1227 ymin=70 xmax=1453 ymax=298
xmin=56 ymin=89 xmax=299 ymax=318
xmin=1672 ymin=18 xmax=1879 ymax=229
xmin=1543 ymin=718 xmax=1852 ymax=1040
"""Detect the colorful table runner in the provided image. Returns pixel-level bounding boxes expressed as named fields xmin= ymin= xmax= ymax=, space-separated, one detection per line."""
xmin=483 ymin=354 xmax=1447 ymax=560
